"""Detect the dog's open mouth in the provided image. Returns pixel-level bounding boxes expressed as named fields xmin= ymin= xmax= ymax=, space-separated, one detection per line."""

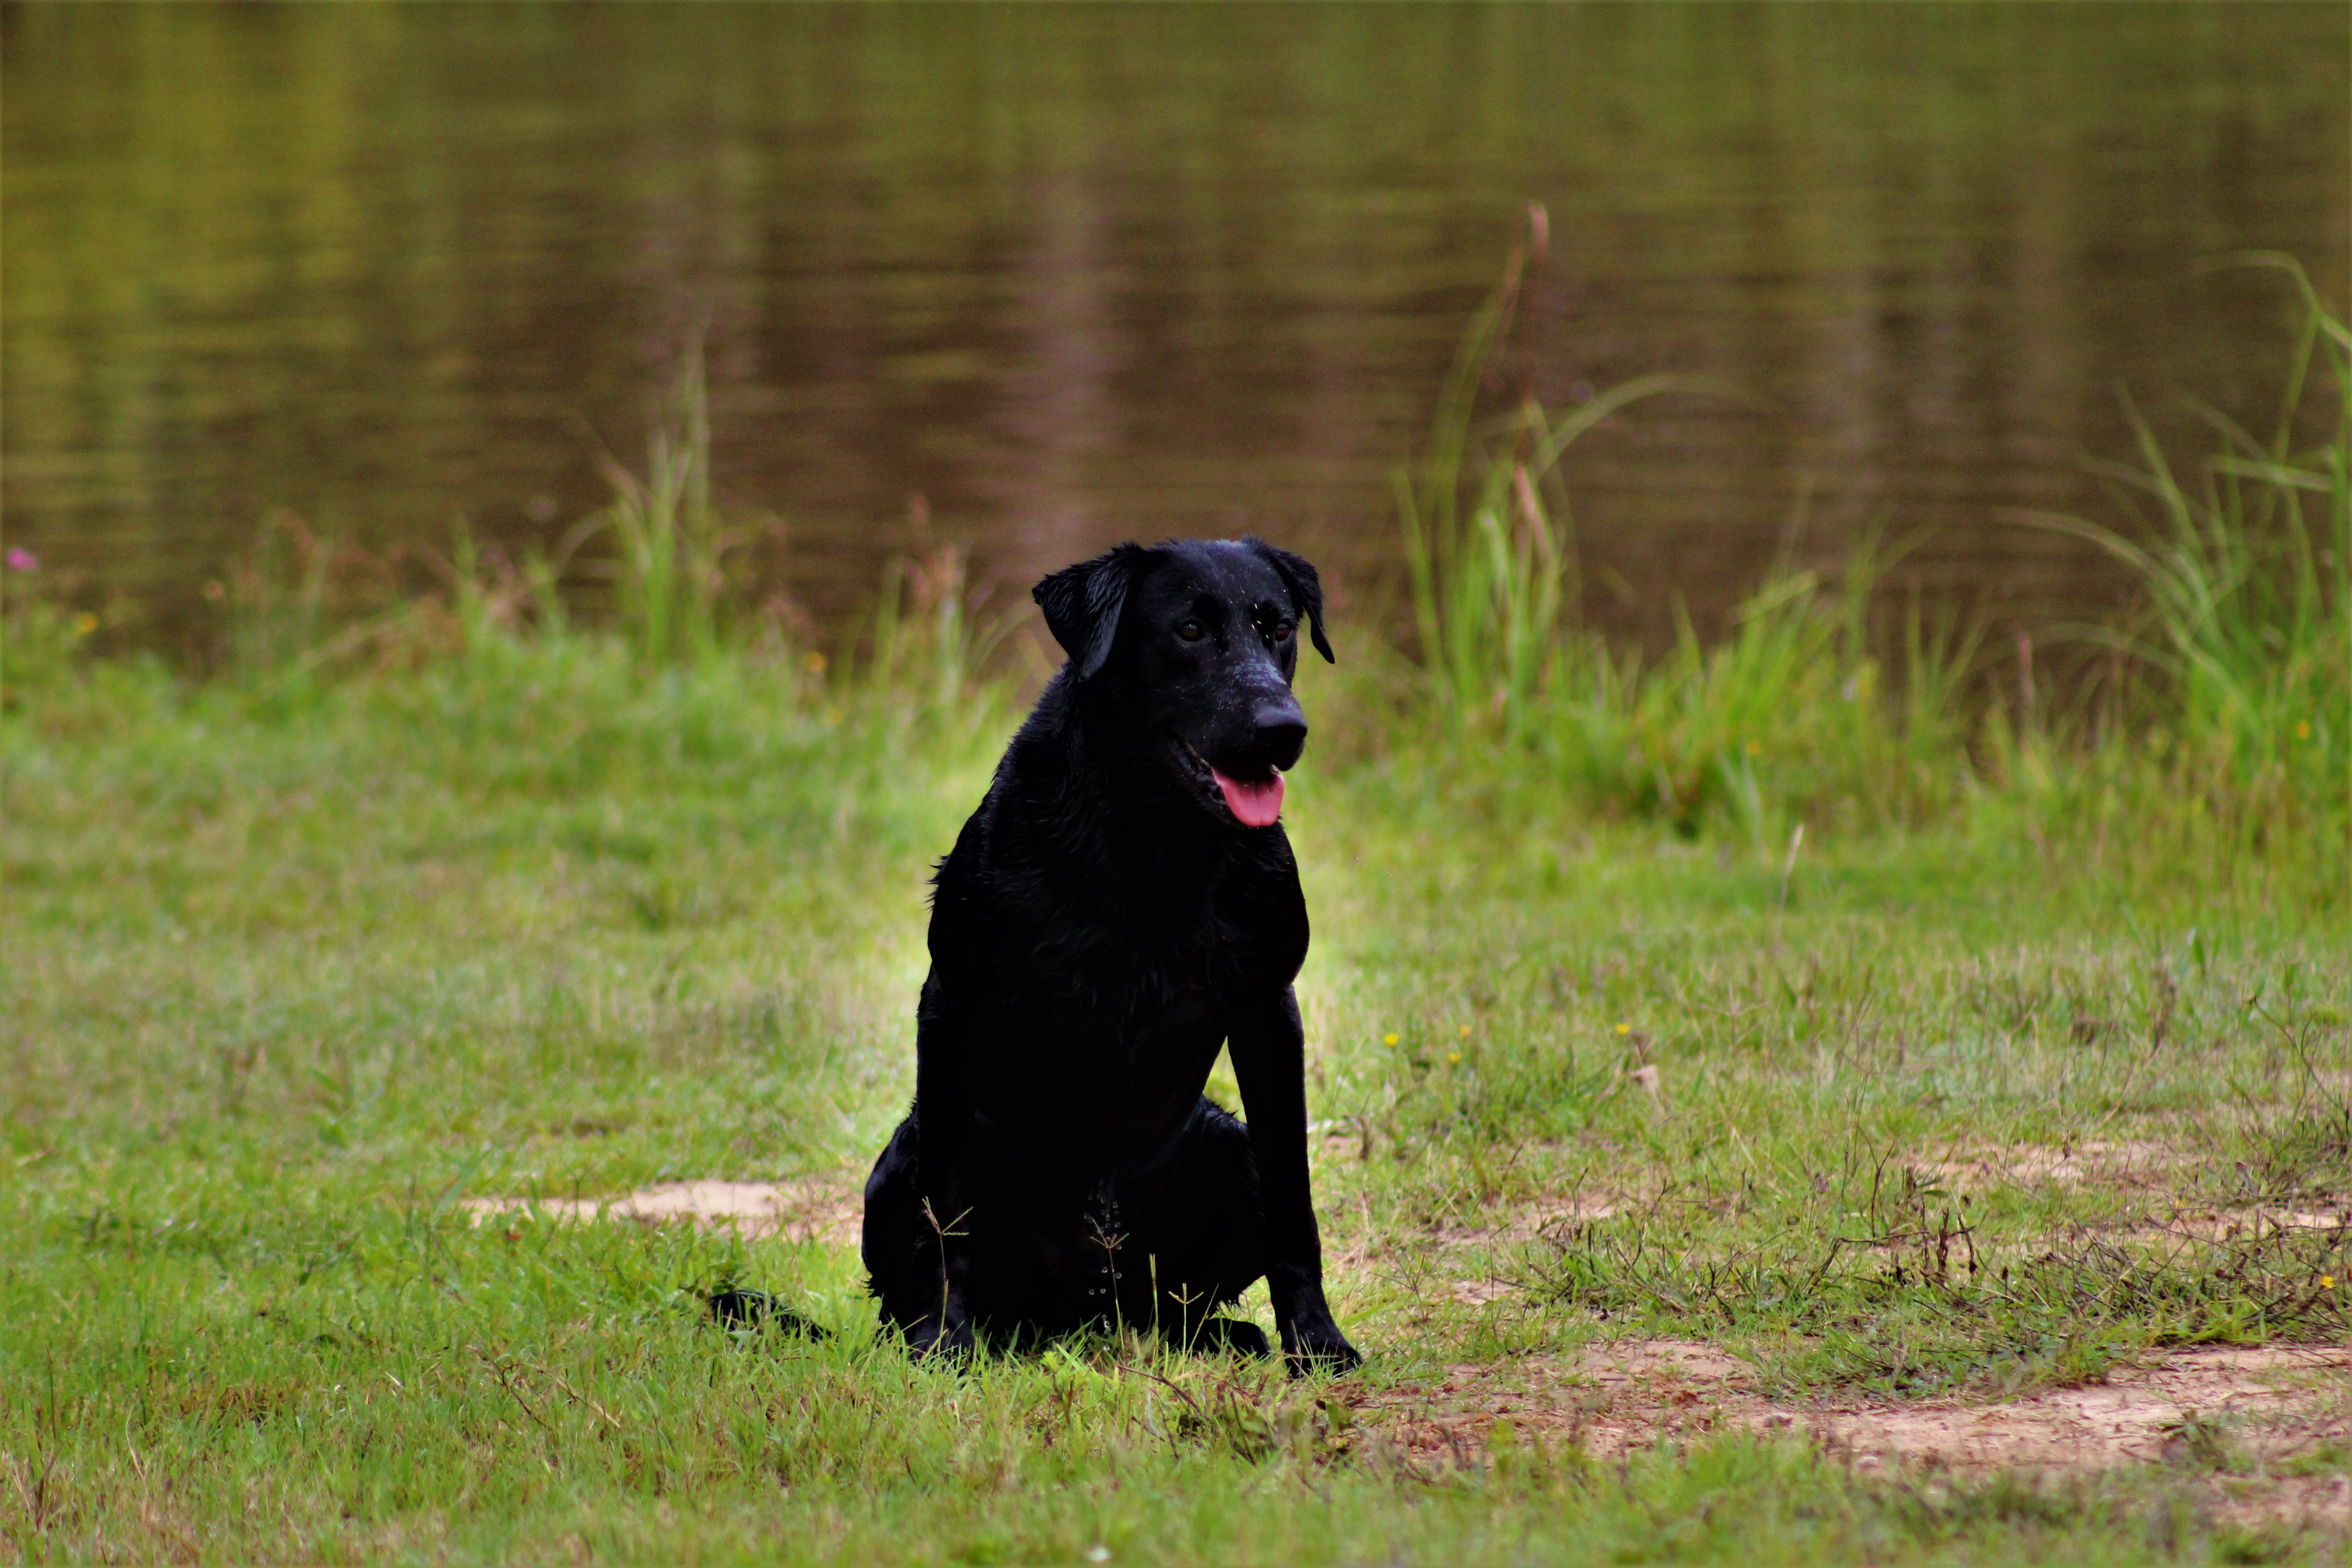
xmin=1177 ymin=742 xmax=1284 ymax=828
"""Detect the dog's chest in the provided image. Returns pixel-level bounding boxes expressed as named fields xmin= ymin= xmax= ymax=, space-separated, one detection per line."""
xmin=949 ymin=811 xmax=1303 ymax=1104
xmin=1018 ymin=946 xmax=1228 ymax=1065
xmin=970 ymin=973 xmax=1226 ymax=1180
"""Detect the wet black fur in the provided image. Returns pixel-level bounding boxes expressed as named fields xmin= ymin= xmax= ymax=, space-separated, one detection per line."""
xmin=861 ymin=537 xmax=1362 ymax=1375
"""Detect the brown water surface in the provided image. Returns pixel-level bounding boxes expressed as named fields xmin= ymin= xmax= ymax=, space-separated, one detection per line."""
xmin=5 ymin=4 xmax=2346 ymax=657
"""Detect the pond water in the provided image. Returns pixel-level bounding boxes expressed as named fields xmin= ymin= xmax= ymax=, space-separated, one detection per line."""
xmin=6 ymin=4 xmax=2346 ymax=658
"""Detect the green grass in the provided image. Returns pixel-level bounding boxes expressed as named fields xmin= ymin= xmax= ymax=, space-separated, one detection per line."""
xmin=4 ymin=256 xmax=2349 ymax=1564
xmin=5 ymin=631 xmax=2350 ymax=1564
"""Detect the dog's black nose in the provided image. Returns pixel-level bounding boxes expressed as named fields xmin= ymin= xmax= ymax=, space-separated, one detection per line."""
xmin=1252 ymin=700 xmax=1308 ymax=770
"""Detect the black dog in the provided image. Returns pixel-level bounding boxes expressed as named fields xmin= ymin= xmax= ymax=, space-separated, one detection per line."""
xmin=861 ymin=537 xmax=1361 ymax=1376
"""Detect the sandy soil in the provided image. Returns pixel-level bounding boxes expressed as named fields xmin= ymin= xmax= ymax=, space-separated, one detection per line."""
xmin=1362 ymin=1338 xmax=2352 ymax=1521
xmin=1914 ymin=1140 xmax=2184 ymax=1190
xmin=1426 ymin=1195 xmax=1630 ymax=1248
xmin=461 ymin=1177 xmax=863 ymax=1246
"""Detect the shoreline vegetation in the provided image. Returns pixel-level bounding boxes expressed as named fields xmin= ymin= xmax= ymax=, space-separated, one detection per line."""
xmin=8 ymin=249 xmax=2347 ymax=900
xmin=5 ymin=250 xmax=2350 ymax=1563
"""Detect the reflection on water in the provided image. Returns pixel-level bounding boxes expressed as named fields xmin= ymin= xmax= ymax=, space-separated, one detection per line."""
xmin=5 ymin=4 xmax=2345 ymax=656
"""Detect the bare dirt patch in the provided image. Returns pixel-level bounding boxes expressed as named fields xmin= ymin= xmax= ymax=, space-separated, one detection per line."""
xmin=462 ymin=1176 xmax=864 ymax=1246
xmin=1361 ymin=1339 xmax=2352 ymax=1518
xmin=1426 ymin=1193 xmax=1628 ymax=1250
xmin=1915 ymin=1140 xmax=2182 ymax=1191
xmin=1448 ymin=1279 xmax=1520 ymax=1307
xmin=2142 ymin=1205 xmax=2352 ymax=1243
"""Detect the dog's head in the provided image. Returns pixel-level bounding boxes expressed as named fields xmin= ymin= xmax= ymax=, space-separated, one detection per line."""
xmin=1034 ymin=538 xmax=1333 ymax=829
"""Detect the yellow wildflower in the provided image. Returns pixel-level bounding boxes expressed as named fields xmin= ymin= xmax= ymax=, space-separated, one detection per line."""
xmin=1447 ymin=1052 xmax=1460 ymax=1064
xmin=2298 ymin=721 xmax=2313 ymax=740
xmin=1382 ymin=1032 xmax=1398 ymax=1046
xmin=1615 ymin=1023 xmax=1632 ymax=1035
xmin=2324 ymin=1274 xmax=2337 ymax=1290
xmin=74 ymin=612 xmax=98 ymax=635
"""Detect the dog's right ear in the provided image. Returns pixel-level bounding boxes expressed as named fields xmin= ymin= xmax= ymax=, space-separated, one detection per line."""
xmin=1033 ymin=543 xmax=1149 ymax=681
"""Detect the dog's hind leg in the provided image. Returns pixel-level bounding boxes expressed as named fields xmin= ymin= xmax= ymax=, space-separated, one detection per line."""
xmin=1129 ymin=1099 xmax=1276 ymax=1357
xmin=862 ymin=1116 xmax=971 ymax=1356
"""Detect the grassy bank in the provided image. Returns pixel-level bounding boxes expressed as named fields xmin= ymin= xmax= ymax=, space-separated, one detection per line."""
xmin=4 ymin=264 xmax=2349 ymax=1563
xmin=5 ymin=632 xmax=2351 ymax=1564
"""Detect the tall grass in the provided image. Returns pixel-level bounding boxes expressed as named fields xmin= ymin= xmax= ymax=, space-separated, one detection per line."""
xmin=856 ymin=525 xmax=1023 ymax=735
xmin=1394 ymin=203 xmax=1717 ymax=731
xmin=1384 ymin=234 xmax=2348 ymax=880
xmin=572 ymin=338 xmax=745 ymax=669
xmin=1386 ymin=210 xmax=1980 ymax=842
xmin=2017 ymin=255 xmax=2352 ymax=865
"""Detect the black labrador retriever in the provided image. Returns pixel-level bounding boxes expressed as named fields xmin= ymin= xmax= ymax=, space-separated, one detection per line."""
xmin=862 ymin=536 xmax=1362 ymax=1375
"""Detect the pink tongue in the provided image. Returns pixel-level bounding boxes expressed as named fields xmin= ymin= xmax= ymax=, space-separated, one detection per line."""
xmin=1211 ymin=768 xmax=1284 ymax=828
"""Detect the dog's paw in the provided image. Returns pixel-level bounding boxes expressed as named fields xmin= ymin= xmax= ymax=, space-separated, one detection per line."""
xmin=907 ymin=1317 xmax=977 ymax=1365
xmin=1282 ymin=1324 xmax=1363 ymax=1378
xmin=1189 ymin=1317 xmax=1273 ymax=1359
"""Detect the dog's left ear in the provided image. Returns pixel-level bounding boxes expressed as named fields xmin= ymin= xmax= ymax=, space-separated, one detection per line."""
xmin=1033 ymin=543 xmax=1150 ymax=681
xmin=1244 ymin=538 xmax=1334 ymax=664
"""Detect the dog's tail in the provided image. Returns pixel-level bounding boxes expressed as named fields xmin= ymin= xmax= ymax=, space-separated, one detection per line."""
xmin=705 ymin=1289 xmax=832 ymax=1340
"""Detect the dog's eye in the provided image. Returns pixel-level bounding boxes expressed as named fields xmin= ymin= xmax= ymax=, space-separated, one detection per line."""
xmin=1176 ymin=620 xmax=1205 ymax=643
xmin=1271 ymin=619 xmax=1295 ymax=642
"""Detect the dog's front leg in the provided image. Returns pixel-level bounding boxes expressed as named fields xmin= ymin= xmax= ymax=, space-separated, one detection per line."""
xmin=909 ymin=973 xmax=978 ymax=1359
xmin=1230 ymin=986 xmax=1362 ymax=1376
